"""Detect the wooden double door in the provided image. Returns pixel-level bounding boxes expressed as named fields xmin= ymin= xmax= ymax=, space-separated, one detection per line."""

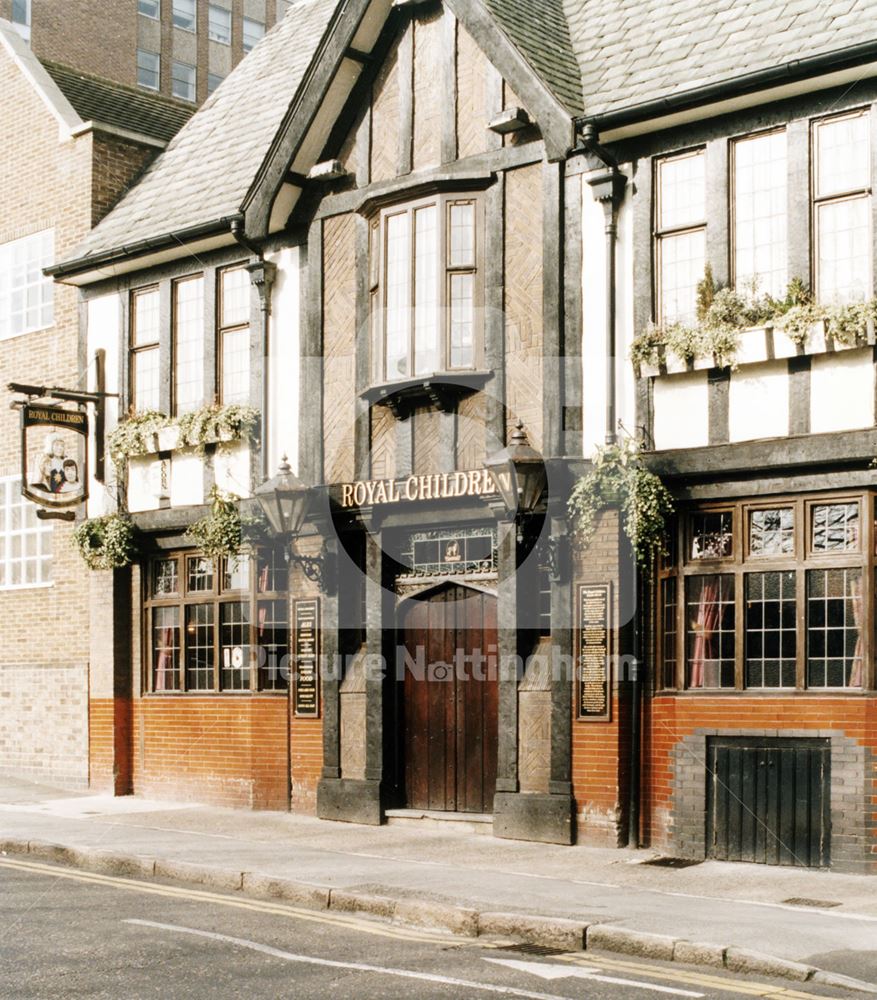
xmin=400 ymin=584 xmax=498 ymax=814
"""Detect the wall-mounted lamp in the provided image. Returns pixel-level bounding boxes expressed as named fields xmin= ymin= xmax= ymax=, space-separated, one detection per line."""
xmin=484 ymin=420 xmax=546 ymax=520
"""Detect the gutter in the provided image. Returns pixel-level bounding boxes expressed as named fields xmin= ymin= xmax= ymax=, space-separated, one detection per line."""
xmin=577 ymin=38 xmax=877 ymax=134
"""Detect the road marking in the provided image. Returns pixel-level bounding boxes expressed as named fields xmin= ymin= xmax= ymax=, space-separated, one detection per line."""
xmin=483 ymin=957 xmax=704 ymax=996
xmin=124 ymin=919 xmax=579 ymax=1000
xmin=0 ymin=858 xmax=463 ymax=947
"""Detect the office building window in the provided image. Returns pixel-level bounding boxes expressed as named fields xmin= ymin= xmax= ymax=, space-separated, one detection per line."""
xmin=0 ymin=229 xmax=54 ymax=341
xmin=0 ymin=478 xmax=52 ymax=589
xmin=11 ymin=0 xmax=30 ymax=39
xmin=130 ymin=287 xmax=161 ymax=412
xmin=219 ymin=266 xmax=250 ymax=405
xmin=173 ymin=275 xmax=204 ymax=414
xmin=207 ymin=72 xmax=225 ymax=96
xmin=208 ymin=4 xmax=231 ymax=43
xmin=138 ymin=0 xmax=160 ymax=18
xmin=242 ymin=16 xmax=264 ymax=52
xmin=733 ymin=130 xmax=788 ymax=299
xmin=137 ymin=49 xmax=160 ymax=91
xmin=172 ymin=61 xmax=196 ymax=102
xmin=813 ymin=110 xmax=871 ymax=304
xmin=172 ymin=0 xmax=196 ymax=31
xmin=655 ymin=149 xmax=706 ymax=325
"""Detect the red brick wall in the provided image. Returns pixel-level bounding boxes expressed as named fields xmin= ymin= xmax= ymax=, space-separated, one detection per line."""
xmin=91 ymin=135 xmax=154 ymax=226
xmin=291 ymin=717 xmax=323 ymax=814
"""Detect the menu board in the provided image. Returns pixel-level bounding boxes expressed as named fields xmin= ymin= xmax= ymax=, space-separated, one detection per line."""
xmin=576 ymin=583 xmax=611 ymax=721
xmin=293 ymin=598 xmax=320 ymax=717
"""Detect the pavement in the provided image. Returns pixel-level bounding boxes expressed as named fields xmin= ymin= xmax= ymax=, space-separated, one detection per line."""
xmin=1 ymin=775 xmax=876 ymax=992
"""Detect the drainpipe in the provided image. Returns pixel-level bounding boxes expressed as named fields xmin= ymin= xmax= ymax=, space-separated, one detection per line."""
xmin=231 ymin=219 xmax=276 ymax=479
xmin=580 ymin=126 xmax=641 ymax=847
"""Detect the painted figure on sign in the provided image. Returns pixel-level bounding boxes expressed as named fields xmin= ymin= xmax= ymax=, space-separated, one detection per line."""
xmin=31 ymin=434 xmax=79 ymax=495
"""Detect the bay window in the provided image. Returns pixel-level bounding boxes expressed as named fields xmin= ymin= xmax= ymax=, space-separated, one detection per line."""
xmin=655 ymin=149 xmax=706 ymax=325
xmin=370 ymin=194 xmax=482 ymax=382
xmin=813 ymin=110 xmax=871 ymax=304
xmin=130 ymin=286 xmax=160 ymax=412
xmin=658 ymin=494 xmax=873 ymax=692
xmin=146 ymin=548 xmax=288 ymax=693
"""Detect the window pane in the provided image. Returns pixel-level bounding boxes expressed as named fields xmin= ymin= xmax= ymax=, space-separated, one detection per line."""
xmin=207 ymin=72 xmax=225 ymax=96
xmin=153 ymin=606 xmax=180 ymax=691
xmin=185 ymin=604 xmax=215 ymax=690
xmin=258 ymin=599 xmax=289 ymax=691
xmin=0 ymin=229 xmax=54 ymax=342
xmin=658 ymin=151 xmax=705 ymax=229
xmin=172 ymin=0 xmax=196 ymax=30
xmin=413 ymin=205 xmax=439 ymax=376
xmin=133 ymin=288 xmax=160 ymax=346
xmin=734 ymin=131 xmax=787 ymax=298
xmin=243 ymin=16 xmax=264 ymax=51
xmin=686 ymin=574 xmax=735 ymax=688
xmin=661 ymin=576 xmax=678 ymax=688
xmin=749 ymin=508 xmax=794 ymax=556
xmin=690 ymin=511 xmax=733 ymax=560
xmin=817 ymin=197 xmax=870 ymax=304
xmin=221 ymin=327 xmax=250 ymax=405
xmin=223 ymin=554 xmax=250 ymax=591
xmin=220 ymin=601 xmax=251 ymax=690
xmin=745 ymin=571 xmax=796 ymax=688
xmin=221 ymin=267 xmax=249 ymax=327
xmin=153 ymin=558 xmax=179 ymax=596
xmin=449 ymin=272 xmax=474 ymax=368
xmin=172 ymin=61 xmax=196 ymax=102
xmin=816 ymin=113 xmax=870 ymax=199
xmin=812 ymin=502 xmax=859 ymax=552
xmin=659 ymin=229 xmax=705 ymax=326
xmin=208 ymin=4 xmax=231 ymax=43
xmin=449 ymin=203 xmax=475 ymax=267
xmin=384 ymin=213 xmax=410 ymax=379
xmin=136 ymin=49 xmax=160 ymax=90
xmin=174 ymin=276 xmax=204 ymax=413
xmin=138 ymin=0 xmax=159 ymax=18
xmin=0 ymin=479 xmax=52 ymax=589
xmin=12 ymin=0 xmax=29 ymax=25
xmin=133 ymin=349 xmax=160 ymax=412
xmin=257 ymin=548 xmax=285 ymax=593
xmin=187 ymin=555 xmax=213 ymax=592
xmin=807 ymin=568 xmax=863 ymax=688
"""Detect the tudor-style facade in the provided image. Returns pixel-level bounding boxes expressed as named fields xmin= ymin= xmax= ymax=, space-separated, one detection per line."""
xmin=51 ymin=0 xmax=877 ymax=871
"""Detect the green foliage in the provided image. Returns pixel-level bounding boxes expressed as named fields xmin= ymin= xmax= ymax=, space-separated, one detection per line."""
xmin=695 ymin=264 xmax=716 ymax=324
xmin=72 ymin=513 xmax=137 ymax=570
xmin=629 ymin=321 xmax=665 ymax=371
xmin=178 ymin=403 xmax=261 ymax=453
xmin=825 ymin=299 xmax=875 ymax=347
xmin=185 ymin=487 xmax=266 ymax=561
xmin=663 ymin=322 xmax=705 ymax=365
xmin=776 ymin=301 xmax=825 ymax=348
xmin=107 ymin=411 xmax=171 ymax=469
xmin=567 ymin=439 xmax=674 ymax=571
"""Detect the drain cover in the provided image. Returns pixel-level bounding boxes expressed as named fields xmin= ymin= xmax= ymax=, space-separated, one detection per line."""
xmin=491 ymin=943 xmax=566 ymax=957
xmin=641 ymin=857 xmax=703 ymax=869
xmin=781 ymin=897 xmax=841 ymax=908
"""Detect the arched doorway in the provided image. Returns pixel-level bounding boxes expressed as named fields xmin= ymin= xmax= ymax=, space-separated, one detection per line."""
xmin=399 ymin=583 xmax=498 ymax=814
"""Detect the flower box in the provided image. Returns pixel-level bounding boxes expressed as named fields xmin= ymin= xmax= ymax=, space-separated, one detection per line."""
xmin=735 ymin=325 xmax=772 ymax=366
xmin=664 ymin=353 xmax=693 ymax=375
xmin=157 ymin=425 xmax=180 ymax=452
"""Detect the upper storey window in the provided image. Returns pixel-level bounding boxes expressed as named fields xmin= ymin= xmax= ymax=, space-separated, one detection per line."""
xmin=370 ymin=194 xmax=482 ymax=383
xmin=173 ymin=0 xmax=196 ymax=31
xmin=813 ymin=110 xmax=871 ymax=304
xmin=655 ymin=150 xmax=706 ymax=325
xmin=131 ymin=286 xmax=160 ymax=412
xmin=733 ymin=130 xmax=788 ymax=298
xmin=173 ymin=275 xmax=204 ymax=415
xmin=0 ymin=230 xmax=53 ymax=341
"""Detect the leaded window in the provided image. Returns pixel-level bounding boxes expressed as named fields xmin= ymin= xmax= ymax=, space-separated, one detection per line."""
xmin=131 ymin=286 xmax=160 ymax=412
xmin=655 ymin=149 xmax=706 ymax=325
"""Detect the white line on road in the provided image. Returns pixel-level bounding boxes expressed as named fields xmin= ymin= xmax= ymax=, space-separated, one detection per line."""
xmin=483 ymin=957 xmax=704 ymax=997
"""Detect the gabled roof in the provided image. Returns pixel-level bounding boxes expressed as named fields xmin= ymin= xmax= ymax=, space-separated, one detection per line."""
xmin=42 ymin=62 xmax=194 ymax=144
xmin=565 ymin=0 xmax=877 ymax=122
xmin=59 ymin=0 xmax=338 ymax=268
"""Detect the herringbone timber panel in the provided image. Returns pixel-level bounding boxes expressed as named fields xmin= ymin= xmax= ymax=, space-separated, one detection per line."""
xmin=370 ymin=30 xmax=401 ymax=183
xmin=518 ymin=691 xmax=551 ymax=793
xmin=504 ymin=164 xmax=543 ymax=449
xmin=370 ymin=404 xmax=396 ymax=481
xmin=456 ymin=22 xmax=489 ymax=160
xmin=413 ymin=10 xmax=443 ymax=171
xmin=323 ymin=214 xmax=357 ymax=485
xmin=456 ymin=393 xmax=486 ymax=470
xmin=412 ymin=406 xmax=445 ymax=474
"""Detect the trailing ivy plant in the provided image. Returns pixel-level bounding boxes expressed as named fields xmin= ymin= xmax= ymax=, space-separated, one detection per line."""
xmin=567 ymin=438 xmax=674 ymax=571
xmin=185 ymin=486 xmax=267 ymax=561
xmin=177 ymin=403 xmax=261 ymax=453
xmin=107 ymin=410 xmax=172 ymax=471
xmin=825 ymin=300 xmax=875 ymax=347
xmin=72 ymin=512 xmax=137 ymax=570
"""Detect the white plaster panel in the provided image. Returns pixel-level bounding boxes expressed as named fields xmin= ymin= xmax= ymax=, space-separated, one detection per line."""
xmin=810 ymin=349 xmax=875 ymax=434
xmin=126 ymin=456 xmax=162 ymax=513
xmin=653 ymin=372 xmax=710 ymax=450
xmin=214 ymin=442 xmax=251 ymax=497
xmin=85 ymin=292 xmax=122 ymax=517
xmin=169 ymin=448 xmax=204 ymax=507
xmin=728 ymin=360 xmax=789 ymax=442
xmin=265 ymin=246 xmax=299 ymax=474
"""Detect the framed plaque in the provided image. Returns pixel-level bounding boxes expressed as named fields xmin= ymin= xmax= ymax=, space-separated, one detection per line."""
xmin=21 ymin=403 xmax=88 ymax=509
xmin=293 ymin=597 xmax=320 ymax=717
xmin=575 ymin=583 xmax=612 ymax=721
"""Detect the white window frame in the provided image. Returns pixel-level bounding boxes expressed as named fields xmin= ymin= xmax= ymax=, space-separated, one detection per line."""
xmin=10 ymin=0 xmax=31 ymax=40
xmin=171 ymin=60 xmax=197 ymax=102
xmin=0 ymin=477 xmax=52 ymax=591
xmin=172 ymin=0 xmax=196 ymax=32
xmin=242 ymin=16 xmax=264 ymax=52
xmin=208 ymin=4 xmax=231 ymax=44
xmin=137 ymin=49 xmax=160 ymax=91
xmin=0 ymin=229 xmax=54 ymax=342
xmin=207 ymin=72 xmax=225 ymax=96
xmin=138 ymin=0 xmax=160 ymax=19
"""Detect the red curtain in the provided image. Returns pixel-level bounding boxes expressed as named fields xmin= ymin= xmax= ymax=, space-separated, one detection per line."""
xmin=689 ymin=577 xmax=720 ymax=688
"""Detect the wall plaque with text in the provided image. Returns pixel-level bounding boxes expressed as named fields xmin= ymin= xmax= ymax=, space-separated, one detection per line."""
xmin=576 ymin=583 xmax=611 ymax=721
xmin=293 ymin=598 xmax=320 ymax=718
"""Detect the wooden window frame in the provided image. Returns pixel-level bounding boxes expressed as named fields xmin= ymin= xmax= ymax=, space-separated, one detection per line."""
xmin=171 ymin=273 xmax=204 ymax=417
xmin=143 ymin=547 xmax=289 ymax=695
xmin=657 ymin=491 xmax=875 ymax=694
xmin=216 ymin=264 xmax=251 ymax=406
xmin=129 ymin=285 xmax=160 ymax=413
xmin=369 ymin=192 xmax=485 ymax=383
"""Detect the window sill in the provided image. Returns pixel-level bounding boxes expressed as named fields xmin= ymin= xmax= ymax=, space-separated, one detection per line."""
xmin=655 ymin=688 xmax=869 ymax=696
xmin=361 ymin=371 xmax=493 ymax=420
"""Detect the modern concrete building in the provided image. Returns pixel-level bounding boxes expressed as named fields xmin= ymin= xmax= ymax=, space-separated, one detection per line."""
xmin=47 ymin=0 xmax=877 ymax=872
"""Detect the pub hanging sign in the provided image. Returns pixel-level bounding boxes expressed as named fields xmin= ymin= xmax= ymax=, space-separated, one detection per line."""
xmin=20 ymin=403 xmax=88 ymax=509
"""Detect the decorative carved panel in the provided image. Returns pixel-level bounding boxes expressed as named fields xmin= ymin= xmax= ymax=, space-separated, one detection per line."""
xmin=456 ymin=22 xmax=489 ymax=160
xmin=412 ymin=10 xmax=443 ymax=171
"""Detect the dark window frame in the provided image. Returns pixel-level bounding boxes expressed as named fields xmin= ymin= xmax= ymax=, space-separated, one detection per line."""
xmin=171 ymin=272 xmax=205 ymax=416
xmin=217 ymin=264 xmax=251 ymax=406
xmin=129 ymin=285 xmax=160 ymax=413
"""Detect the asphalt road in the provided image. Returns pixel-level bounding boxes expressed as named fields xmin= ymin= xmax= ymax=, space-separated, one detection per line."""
xmin=0 ymin=858 xmax=862 ymax=1000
